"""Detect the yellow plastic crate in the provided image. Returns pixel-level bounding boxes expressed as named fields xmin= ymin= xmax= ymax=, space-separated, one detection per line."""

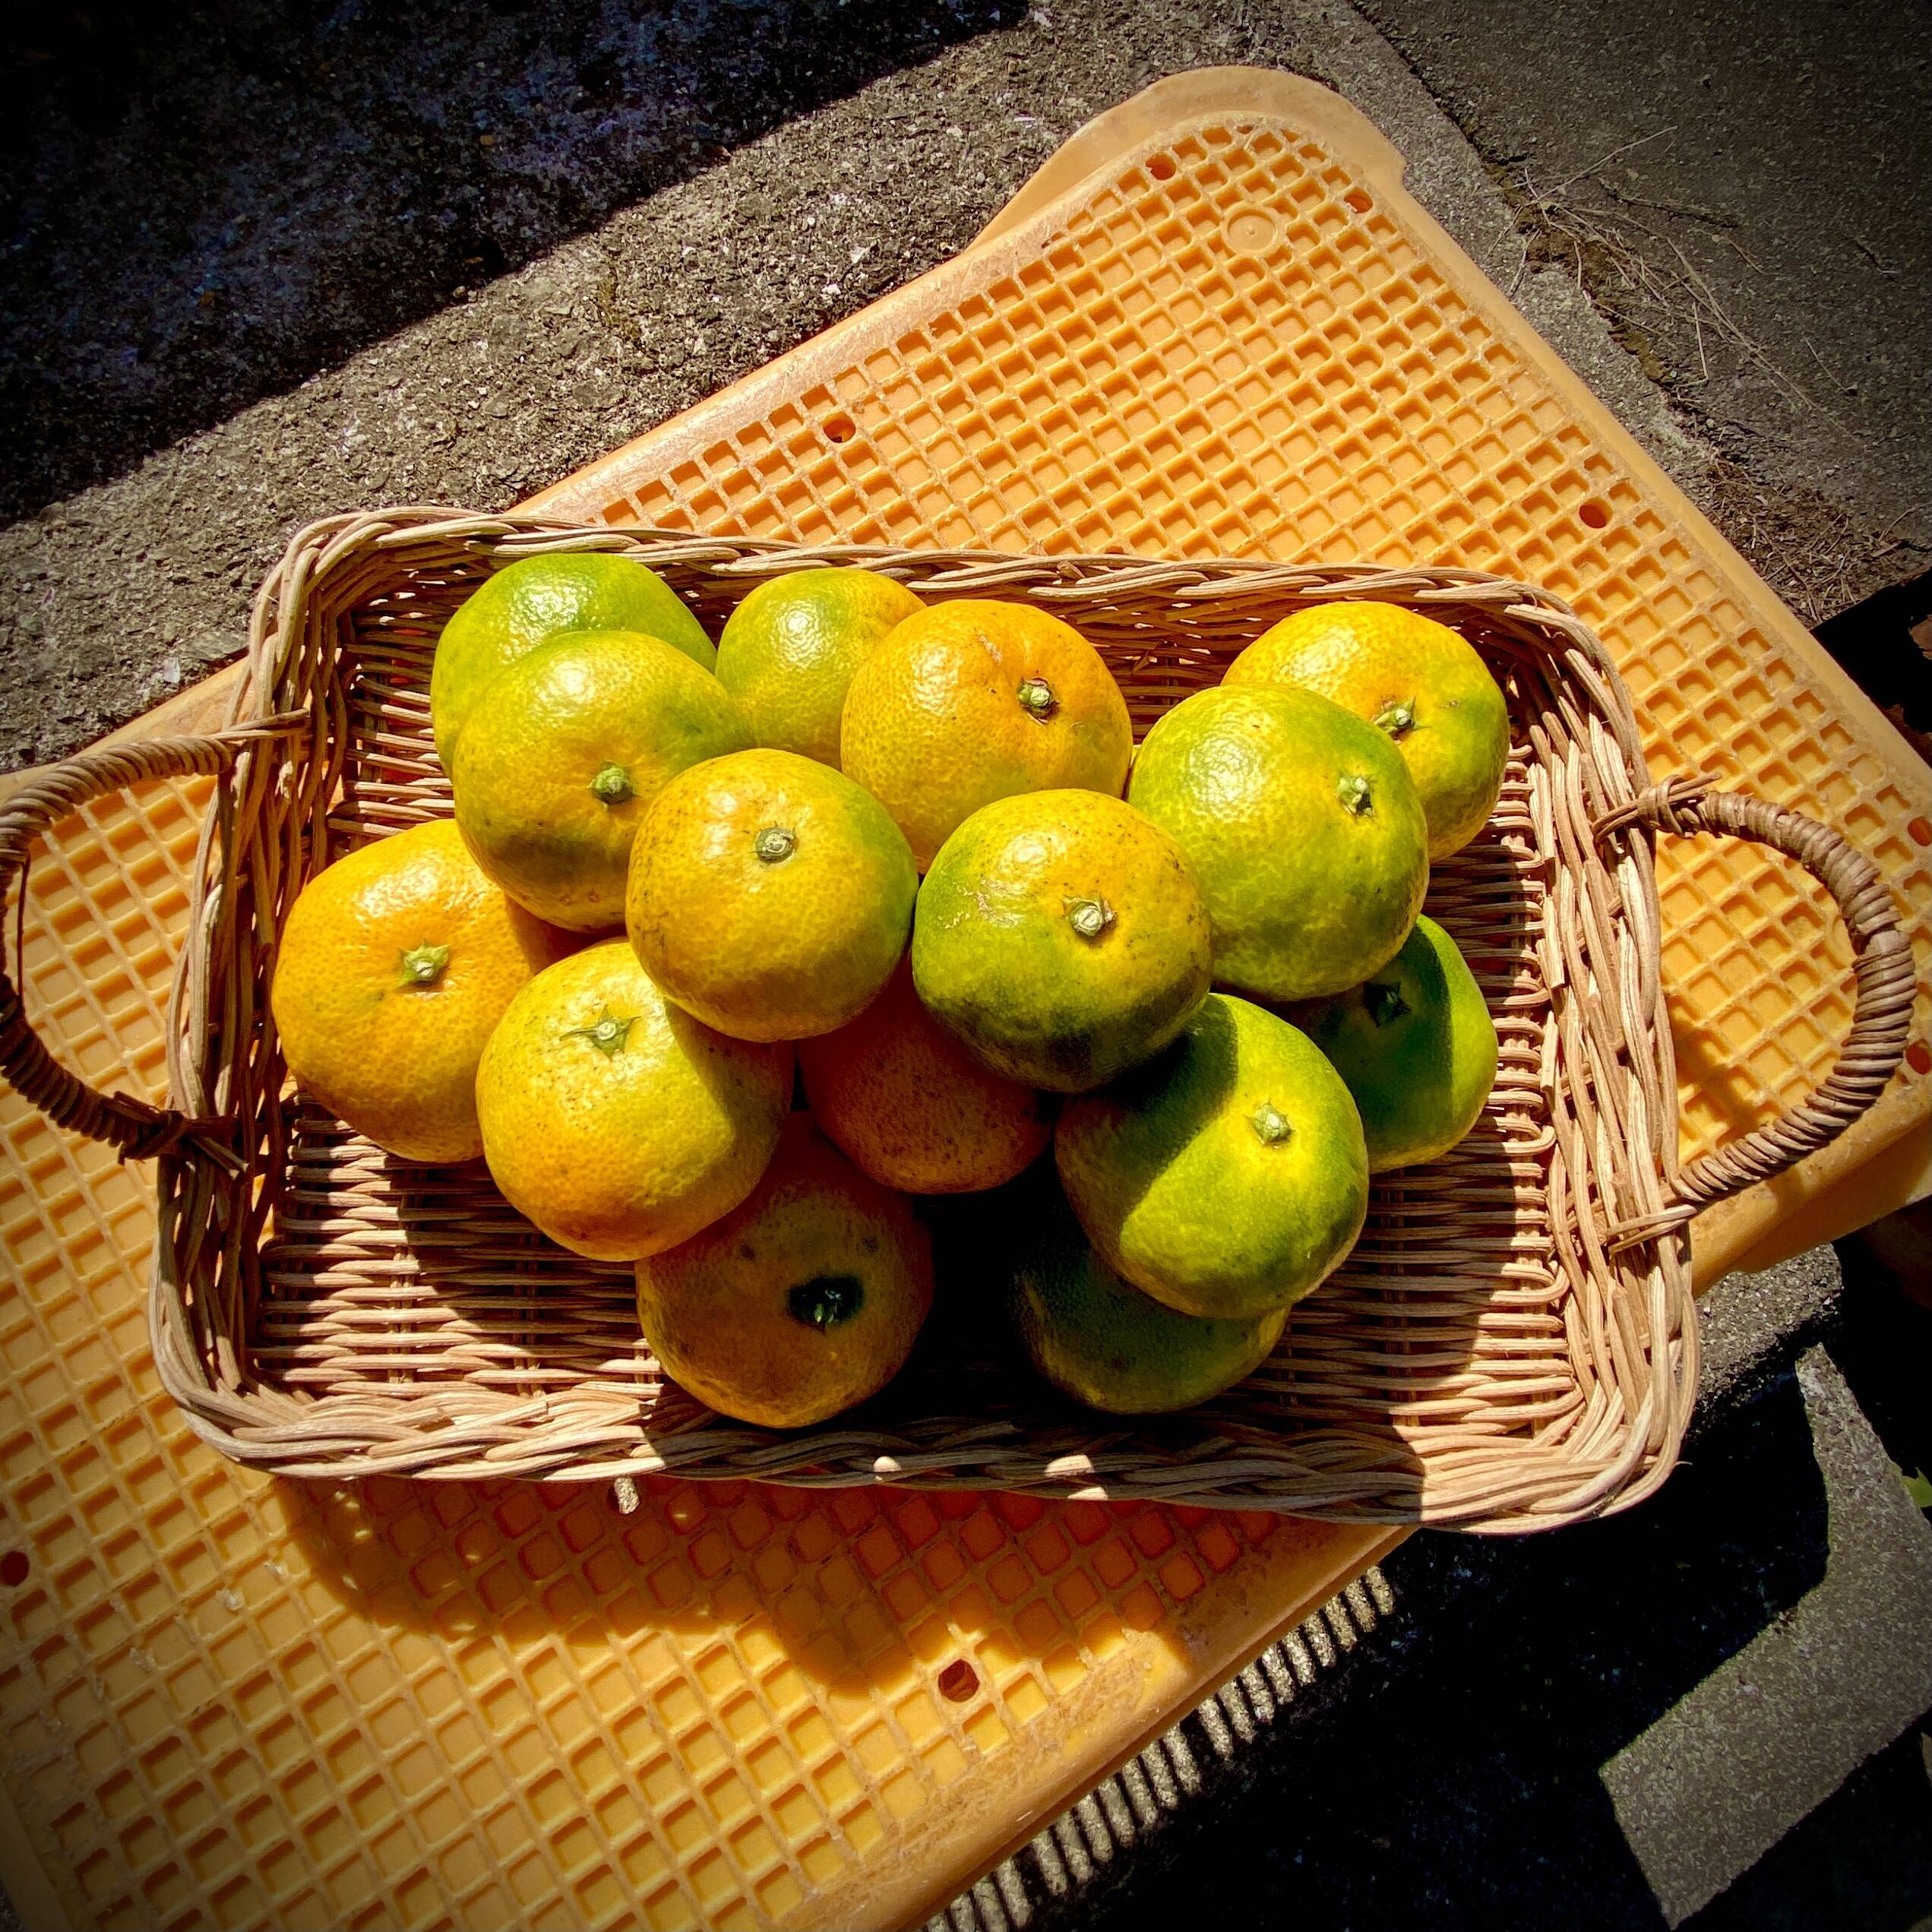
xmin=0 ymin=67 xmax=1924 ymax=1932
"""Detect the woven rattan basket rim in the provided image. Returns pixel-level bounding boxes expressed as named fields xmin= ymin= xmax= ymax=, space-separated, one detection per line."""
xmin=5 ymin=509 xmax=1906 ymax=1528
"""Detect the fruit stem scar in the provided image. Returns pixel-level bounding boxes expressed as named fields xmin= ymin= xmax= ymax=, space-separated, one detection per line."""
xmin=1017 ymin=676 xmax=1058 ymax=720
xmin=1337 ymin=773 xmax=1373 ymax=815
xmin=1251 ymin=1103 xmax=1292 ymax=1144
xmin=589 ymin=762 xmax=634 ymax=805
xmin=1365 ymin=981 xmax=1411 ymax=1026
xmin=787 ymin=1273 xmax=865 ymax=1331
xmin=397 ymin=943 xmax=450 ymax=989
xmin=565 ymin=1011 xmax=637 ymax=1056
xmin=1374 ymin=697 xmax=1418 ymax=738
xmin=1066 ymin=896 xmax=1115 ymax=941
xmin=754 ymin=826 xmax=797 ymax=864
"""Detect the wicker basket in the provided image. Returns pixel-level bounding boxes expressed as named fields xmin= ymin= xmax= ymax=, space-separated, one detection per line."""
xmin=1 ymin=509 xmax=1912 ymax=1530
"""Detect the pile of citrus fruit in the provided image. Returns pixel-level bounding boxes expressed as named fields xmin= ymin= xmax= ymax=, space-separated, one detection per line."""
xmin=272 ymin=555 xmax=1509 ymax=1427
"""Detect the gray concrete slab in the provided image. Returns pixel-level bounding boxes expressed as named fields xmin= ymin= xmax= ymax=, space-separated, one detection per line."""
xmin=1600 ymin=1347 xmax=1932 ymax=1924
xmin=1358 ymin=0 xmax=1932 ymax=621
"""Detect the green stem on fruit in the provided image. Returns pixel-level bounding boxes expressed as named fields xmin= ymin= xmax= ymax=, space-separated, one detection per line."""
xmin=1374 ymin=697 xmax=1418 ymax=739
xmin=754 ymin=826 xmax=797 ymax=863
xmin=1251 ymin=1103 xmax=1292 ymax=1145
xmin=788 ymin=1273 xmax=865 ymax=1331
xmin=1066 ymin=896 xmax=1115 ymax=941
xmin=565 ymin=1011 xmax=637 ymax=1057
xmin=397 ymin=943 xmax=451 ymax=989
xmin=1337 ymin=773 xmax=1373 ymax=815
xmin=1365 ymin=982 xmax=1411 ymax=1026
xmin=1017 ymin=676 xmax=1058 ymax=720
xmin=589 ymin=762 xmax=634 ymax=805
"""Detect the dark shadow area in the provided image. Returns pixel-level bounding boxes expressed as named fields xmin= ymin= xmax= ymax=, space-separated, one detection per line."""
xmin=0 ymin=0 xmax=1023 ymax=522
xmin=1831 ymin=1224 xmax=1932 ymax=1524
xmin=1686 ymin=1708 xmax=1932 ymax=1932
xmin=1812 ymin=565 xmax=1932 ymax=751
xmin=1034 ymin=1362 xmax=1835 ymax=1930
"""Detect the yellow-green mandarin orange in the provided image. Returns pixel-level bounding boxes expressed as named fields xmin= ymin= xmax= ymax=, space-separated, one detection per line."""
xmin=1127 ymin=684 xmax=1429 ymax=1001
xmin=841 ymin=599 xmax=1133 ymax=868
xmin=636 ymin=1115 xmax=934 ymax=1428
xmin=798 ymin=957 xmax=1051 ymax=1194
xmin=1010 ymin=1188 xmax=1285 ymax=1415
xmin=476 ymin=940 xmax=791 ymax=1260
xmin=626 ymin=748 xmax=917 ymax=1042
xmin=912 ymin=789 xmax=1212 ymax=1093
xmin=1056 ymin=993 xmax=1368 ymax=1320
xmin=1226 ymin=602 xmax=1510 ymax=858
xmin=1292 ymin=914 xmax=1498 ymax=1172
xmin=270 ymin=820 xmax=571 ymax=1162
xmin=431 ymin=553 xmax=715 ymax=767
xmin=451 ymin=629 xmax=750 ymax=931
xmin=716 ymin=567 xmax=924 ymax=767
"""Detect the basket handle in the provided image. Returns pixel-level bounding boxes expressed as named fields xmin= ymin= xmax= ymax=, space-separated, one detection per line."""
xmin=0 ymin=723 xmax=296 ymax=1162
xmin=1595 ymin=778 xmax=1917 ymax=1244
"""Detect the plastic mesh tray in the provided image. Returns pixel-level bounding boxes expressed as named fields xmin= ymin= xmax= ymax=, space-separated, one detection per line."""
xmin=1 ymin=66 xmax=1925 ymax=1932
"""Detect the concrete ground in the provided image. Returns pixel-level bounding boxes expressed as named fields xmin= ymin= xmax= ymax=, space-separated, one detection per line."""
xmin=2 ymin=1 xmax=1928 ymax=1926
xmin=2 ymin=0 xmax=1928 ymax=767
xmin=1361 ymin=0 xmax=1932 ymax=623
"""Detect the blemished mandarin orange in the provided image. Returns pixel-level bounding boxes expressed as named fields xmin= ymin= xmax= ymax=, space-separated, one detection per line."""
xmin=269 ymin=819 xmax=572 ymax=1162
xmin=840 ymin=598 xmax=1134 ymax=868
xmin=636 ymin=1114 xmax=935 ymax=1428
xmin=1225 ymin=601 xmax=1510 ymax=858
xmin=450 ymin=628 xmax=750 ymax=931
xmin=626 ymin=748 xmax=918 ymax=1042
xmin=911 ymin=789 xmax=1213 ymax=1092
xmin=475 ymin=940 xmax=792 ymax=1261
xmin=715 ymin=567 xmax=925 ymax=768
xmin=430 ymin=552 xmax=716 ymax=768
xmin=798 ymin=957 xmax=1051 ymax=1194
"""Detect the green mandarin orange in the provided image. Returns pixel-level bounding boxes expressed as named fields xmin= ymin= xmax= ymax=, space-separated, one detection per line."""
xmin=1292 ymin=914 xmax=1498 ymax=1172
xmin=431 ymin=552 xmax=715 ymax=767
xmin=451 ymin=629 xmax=749 ymax=931
xmin=476 ymin=939 xmax=792 ymax=1260
xmin=626 ymin=748 xmax=917 ymax=1042
xmin=842 ymin=599 xmax=1133 ymax=868
xmin=1127 ymin=684 xmax=1429 ymax=1001
xmin=270 ymin=820 xmax=571 ymax=1163
xmin=716 ymin=567 xmax=925 ymax=767
xmin=1056 ymin=993 xmax=1368 ymax=1320
xmin=636 ymin=1115 xmax=934 ymax=1428
xmin=1226 ymin=602 xmax=1510 ymax=859
xmin=912 ymin=789 xmax=1212 ymax=1093
xmin=1010 ymin=1187 xmax=1286 ymax=1414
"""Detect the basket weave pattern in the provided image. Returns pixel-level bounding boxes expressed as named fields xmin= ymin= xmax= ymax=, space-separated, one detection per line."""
xmin=2 ymin=510 xmax=1911 ymax=1529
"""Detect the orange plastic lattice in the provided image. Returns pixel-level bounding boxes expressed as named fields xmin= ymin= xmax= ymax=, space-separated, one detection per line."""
xmin=1 ymin=66 xmax=1926 ymax=1932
